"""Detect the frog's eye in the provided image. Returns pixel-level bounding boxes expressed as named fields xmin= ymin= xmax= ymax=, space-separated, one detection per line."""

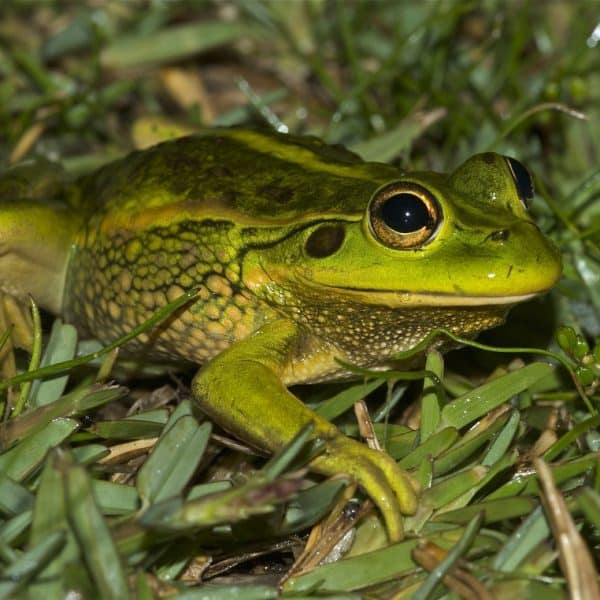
xmin=368 ymin=183 xmax=440 ymax=249
xmin=506 ymin=157 xmax=534 ymax=208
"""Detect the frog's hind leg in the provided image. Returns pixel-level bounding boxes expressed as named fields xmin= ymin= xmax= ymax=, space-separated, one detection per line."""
xmin=0 ymin=293 xmax=34 ymax=356
xmin=0 ymin=292 xmax=34 ymax=407
xmin=0 ymin=199 xmax=77 ymax=316
xmin=0 ymin=162 xmax=79 ymax=402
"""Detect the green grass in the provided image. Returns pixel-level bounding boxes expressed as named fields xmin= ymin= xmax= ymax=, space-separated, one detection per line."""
xmin=0 ymin=1 xmax=599 ymax=597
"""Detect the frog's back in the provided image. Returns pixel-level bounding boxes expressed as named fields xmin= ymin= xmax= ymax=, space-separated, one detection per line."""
xmin=74 ymin=129 xmax=397 ymax=229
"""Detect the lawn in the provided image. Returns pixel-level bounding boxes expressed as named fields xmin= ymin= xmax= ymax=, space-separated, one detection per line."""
xmin=0 ymin=1 xmax=598 ymax=598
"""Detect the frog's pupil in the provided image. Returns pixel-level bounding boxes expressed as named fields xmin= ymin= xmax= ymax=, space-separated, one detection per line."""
xmin=380 ymin=193 xmax=431 ymax=233
xmin=507 ymin=157 xmax=534 ymax=204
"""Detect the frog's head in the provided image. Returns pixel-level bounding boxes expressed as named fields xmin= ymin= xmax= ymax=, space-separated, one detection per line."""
xmin=243 ymin=153 xmax=561 ymax=351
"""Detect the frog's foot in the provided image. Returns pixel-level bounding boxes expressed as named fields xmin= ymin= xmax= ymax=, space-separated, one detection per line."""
xmin=311 ymin=433 xmax=417 ymax=542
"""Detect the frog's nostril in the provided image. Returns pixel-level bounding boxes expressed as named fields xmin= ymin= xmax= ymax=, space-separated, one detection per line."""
xmin=489 ymin=229 xmax=510 ymax=242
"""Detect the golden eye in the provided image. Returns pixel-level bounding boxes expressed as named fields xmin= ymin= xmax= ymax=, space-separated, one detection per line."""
xmin=368 ymin=183 xmax=441 ymax=249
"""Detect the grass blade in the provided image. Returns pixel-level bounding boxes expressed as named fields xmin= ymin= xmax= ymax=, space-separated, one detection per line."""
xmin=441 ymin=363 xmax=555 ymax=428
xmin=63 ymin=454 xmax=129 ymax=599
xmin=137 ymin=416 xmax=211 ymax=505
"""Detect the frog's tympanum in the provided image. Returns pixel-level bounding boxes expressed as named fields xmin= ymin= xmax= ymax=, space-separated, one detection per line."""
xmin=0 ymin=129 xmax=561 ymax=541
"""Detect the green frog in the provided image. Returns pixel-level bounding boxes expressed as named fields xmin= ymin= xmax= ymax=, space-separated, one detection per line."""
xmin=0 ymin=129 xmax=561 ymax=541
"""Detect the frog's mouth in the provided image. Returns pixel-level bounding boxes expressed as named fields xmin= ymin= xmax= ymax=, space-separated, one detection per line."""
xmin=249 ymin=265 xmax=547 ymax=310
xmin=296 ymin=278 xmax=542 ymax=308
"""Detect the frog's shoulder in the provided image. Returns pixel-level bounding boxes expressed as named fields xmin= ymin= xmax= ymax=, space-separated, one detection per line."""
xmin=75 ymin=129 xmax=400 ymax=226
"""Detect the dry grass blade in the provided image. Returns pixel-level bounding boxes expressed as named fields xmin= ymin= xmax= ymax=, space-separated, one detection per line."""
xmin=9 ymin=122 xmax=46 ymax=165
xmin=280 ymin=480 xmax=363 ymax=584
xmin=98 ymin=438 xmax=158 ymax=465
xmin=354 ymin=398 xmax=381 ymax=451
xmin=412 ymin=541 xmax=493 ymax=600
xmin=535 ymin=458 xmax=600 ymax=600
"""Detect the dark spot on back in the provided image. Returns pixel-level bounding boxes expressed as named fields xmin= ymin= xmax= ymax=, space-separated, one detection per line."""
xmin=259 ymin=184 xmax=294 ymax=204
xmin=208 ymin=166 xmax=233 ymax=178
xmin=220 ymin=190 xmax=237 ymax=206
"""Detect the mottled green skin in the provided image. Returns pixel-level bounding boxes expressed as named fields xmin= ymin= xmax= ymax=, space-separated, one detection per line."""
xmin=0 ymin=128 xmax=562 ymax=541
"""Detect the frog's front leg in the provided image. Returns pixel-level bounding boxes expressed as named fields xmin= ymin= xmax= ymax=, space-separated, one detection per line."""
xmin=192 ymin=319 xmax=417 ymax=542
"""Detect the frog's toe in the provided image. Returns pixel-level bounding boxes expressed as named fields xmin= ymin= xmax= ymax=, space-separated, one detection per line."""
xmin=376 ymin=451 xmax=419 ymax=515
xmin=348 ymin=453 xmax=406 ymax=541
xmin=312 ymin=435 xmax=417 ymax=542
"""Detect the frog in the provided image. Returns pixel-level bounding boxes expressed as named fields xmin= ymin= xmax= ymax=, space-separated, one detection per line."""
xmin=0 ymin=128 xmax=561 ymax=541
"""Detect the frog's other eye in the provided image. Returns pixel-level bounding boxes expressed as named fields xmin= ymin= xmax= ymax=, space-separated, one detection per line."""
xmin=506 ymin=157 xmax=534 ymax=208
xmin=368 ymin=183 xmax=441 ymax=249
xmin=305 ymin=224 xmax=346 ymax=258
